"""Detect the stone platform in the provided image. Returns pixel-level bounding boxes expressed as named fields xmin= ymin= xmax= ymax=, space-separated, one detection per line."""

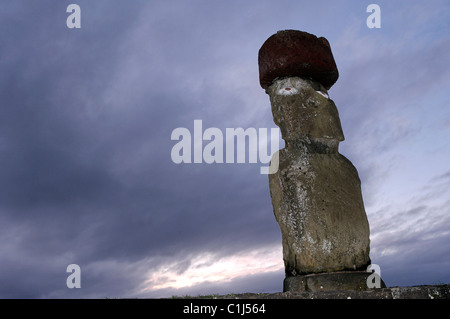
xmin=189 ymin=284 xmax=450 ymax=299
xmin=284 ymin=271 xmax=386 ymax=292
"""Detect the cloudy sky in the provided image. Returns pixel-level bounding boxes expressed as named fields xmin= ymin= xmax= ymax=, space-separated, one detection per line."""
xmin=0 ymin=0 xmax=449 ymax=298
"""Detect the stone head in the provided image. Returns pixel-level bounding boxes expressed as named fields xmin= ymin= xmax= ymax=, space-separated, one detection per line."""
xmin=267 ymin=77 xmax=344 ymax=152
xmin=258 ymin=30 xmax=344 ymax=152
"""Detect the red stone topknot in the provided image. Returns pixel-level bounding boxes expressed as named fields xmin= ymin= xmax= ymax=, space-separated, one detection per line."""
xmin=258 ymin=30 xmax=339 ymax=90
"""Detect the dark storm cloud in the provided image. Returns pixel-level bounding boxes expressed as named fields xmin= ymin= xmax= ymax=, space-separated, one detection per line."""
xmin=368 ymin=170 xmax=450 ymax=286
xmin=0 ymin=1 xmax=284 ymax=298
xmin=332 ymin=24 xmax=450 ymax=212
xmin=1 ymin=0 xmax=449 ymax=298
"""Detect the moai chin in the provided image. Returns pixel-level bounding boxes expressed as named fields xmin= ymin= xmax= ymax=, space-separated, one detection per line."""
xmin=259 ymin=30 xmax=381 ymax=292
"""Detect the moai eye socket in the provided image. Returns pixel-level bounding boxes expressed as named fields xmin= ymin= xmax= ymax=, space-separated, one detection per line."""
xmin=277 ymin=87 xmax=299 ymax=95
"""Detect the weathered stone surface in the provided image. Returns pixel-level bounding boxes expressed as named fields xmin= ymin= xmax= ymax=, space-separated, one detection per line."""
xmin=283 ymin=271 xmax=386 ymax=292
xmin=179 ymin=284 xmax=450 ymax=299
xmin=258 ymin=30 xmax=339 ymax=90
xmin=269 ymin=147 xmax=371 ymax=275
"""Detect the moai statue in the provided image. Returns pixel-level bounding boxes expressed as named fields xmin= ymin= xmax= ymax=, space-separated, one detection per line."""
xmin=258 ymin=30 xmax=385 ymax=292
